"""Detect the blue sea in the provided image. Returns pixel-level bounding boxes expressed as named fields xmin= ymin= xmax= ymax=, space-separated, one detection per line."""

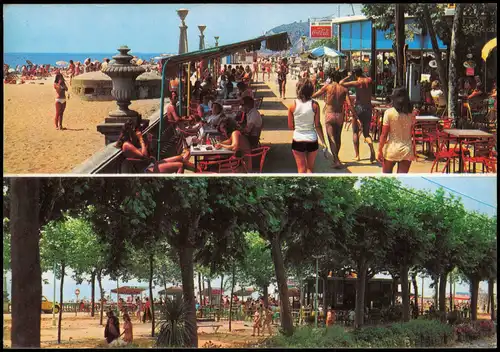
xmin=3 ymin=52 xmax=172 ymax=67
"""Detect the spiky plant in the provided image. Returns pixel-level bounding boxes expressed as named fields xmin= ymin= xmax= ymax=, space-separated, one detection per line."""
xmin=155 ymin=299 xmax=196 ymax=347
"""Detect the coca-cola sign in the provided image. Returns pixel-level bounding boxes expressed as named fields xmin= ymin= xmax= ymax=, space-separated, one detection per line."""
xmin=310 ymin=25 xmax=332 ymax=39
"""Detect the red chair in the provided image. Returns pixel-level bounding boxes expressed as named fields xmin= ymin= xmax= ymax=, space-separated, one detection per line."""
xmin=197 ymin=156 xmax=245 ymax=173
xmin=412 ymin=122 xmax=438 ymax=159
xmin=430 ymin=134 xmax=460 ymax=173
xmin=243 ymin=146 xmax=270 ymax=173
xmin=462 ymin=138 xmax=496 ymax=173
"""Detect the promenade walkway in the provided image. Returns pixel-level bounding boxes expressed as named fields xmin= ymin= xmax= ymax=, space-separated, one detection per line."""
xmin=256 ymin=73 xmax=434 ymax=174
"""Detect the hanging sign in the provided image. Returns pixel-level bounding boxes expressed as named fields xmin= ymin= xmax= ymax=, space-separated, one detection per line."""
xmin=310 ymin=24 xmax=332 ymax=39
xmin=466 ymin=67 xmax=475 ymax=76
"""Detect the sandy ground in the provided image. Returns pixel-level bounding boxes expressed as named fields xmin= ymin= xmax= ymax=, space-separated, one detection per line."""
xmin=3 ymin=78 xmax=160 ymax=174
xmin=260 ymin=73 xmax=434 ymax=174
xmin=2 ymin=312 xmax=270 ymax=348
xmin=3 ymin=313 xmax=496 ymax=348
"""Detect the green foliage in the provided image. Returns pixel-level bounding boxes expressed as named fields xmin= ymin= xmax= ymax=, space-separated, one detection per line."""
xmin=266 ymin=320 xmax=454 ymax=348
xmin=238 ymin=232 xmax=275 ymax=290
xmin=309 ymin=37 xmax=338 ymax=50
xmin=155 ymin=299 xmax=196 ymax=347
xmin=3 ymin=218 xmax=10 ymax=272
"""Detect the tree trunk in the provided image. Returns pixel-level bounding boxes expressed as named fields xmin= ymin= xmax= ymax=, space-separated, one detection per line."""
xmin=323 ymin=277 xmax=327 ymax=312
xmin=58 ymin=262 xmax=65 ymax=344
xmin=198 ymin=272 xmax=203 ymax=317
xmin=449 ymin=273 xmax=453 ymax=312
xmin=422 ymin=4 xmax=448 ymax=98
xmin=91 ymin=271 xmax=96 ymax=317
xmin=395 ymin=4 xmax=406 ymax=86
xmin=178 ymin=246 xmax=198 ymax=347
xmin=229 ymin=264 xmax=236 ymax=332
xmin=391 ymin=276 xmax=398 ymax=306
xmin=411 ymin=273 xmax=419 ymax=317
xmin=355 ymin=263 xmax=367 ymax=328
xmin=263 ymin=284 xmax=269 ymax=307
xmin=97 ymin=269 xmax=104 ymax=326
xmin=447 ymin=3 xmax=464 ymax=120
xmin=269 ymin=234 xmax=294 ymax=336
xmin=439 ymin=273 xmax=447 ymax=313
xmin=433 ymin=276 xmax=439 ymax=306
xmin=470 ymin=275 xmax=480 ymax=321
xmin=488 ymin=279 xmax=495 ymax=321
xmin=201 ymin=274 xmax=205 ymax=305
xmin=400 ymin=265 xmax=410 ymax=322
xmin=219 ymin=274 xmax=224 ymax=322
xmin=149 ymin=254 xmax=155 ymax=337
xmin=10 ymin=178 xmax=41 ymax=348
xmin=207 ymin=279 xmax=212 ymax=307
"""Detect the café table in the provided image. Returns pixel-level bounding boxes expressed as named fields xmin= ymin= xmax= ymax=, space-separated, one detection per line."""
xmin=442 ymin=129 xmax=494 ymax=173
xmin=415 ymin=115 xmax=441 ymax=123
xmin=190 ymin=144 xmax=235 ymax=172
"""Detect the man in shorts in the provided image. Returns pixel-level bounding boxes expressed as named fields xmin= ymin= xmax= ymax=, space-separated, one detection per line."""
xmin=339 ymin=67 xmax=376 ymax=163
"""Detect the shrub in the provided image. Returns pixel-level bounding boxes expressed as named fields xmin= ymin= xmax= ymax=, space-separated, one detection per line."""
xmin=266 ymin=320 xmax=453 ymax=348
xmin=476 ymin=320 xmax=495 ymax=337
xmin=154 ymin=299 xmax=196 ymax=348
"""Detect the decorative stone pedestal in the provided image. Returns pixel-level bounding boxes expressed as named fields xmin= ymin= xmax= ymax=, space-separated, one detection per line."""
xmin=97 ymin=46 xmax=146 ymax=145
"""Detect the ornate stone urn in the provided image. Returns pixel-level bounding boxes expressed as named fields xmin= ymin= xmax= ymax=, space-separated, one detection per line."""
xmin=97 ymin=46 xmax=147 ymax=145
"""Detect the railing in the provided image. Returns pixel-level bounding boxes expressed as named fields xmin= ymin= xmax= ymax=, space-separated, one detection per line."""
xmin=71 ymin=105 xmax=168 ymax=174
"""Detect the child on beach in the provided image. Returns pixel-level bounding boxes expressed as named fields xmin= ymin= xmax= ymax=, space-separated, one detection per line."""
xmin=251 ymin=308 xmax=262 ymax=337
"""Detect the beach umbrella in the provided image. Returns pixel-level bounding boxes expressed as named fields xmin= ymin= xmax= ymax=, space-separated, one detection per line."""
xmin=26 ymin=60 xmax=33 ymax=66
xmin=136 ymin=59 xmax=144 ymax=65
xmin=309 ymin=46 xmax=345 ymax=59
xmin=8 ymin=68 xmax=15 ymax=73
xmin=482 ymin=38 xmax=497 ymax=61
xmin=56 ymin=61 xmax=68 ymax=67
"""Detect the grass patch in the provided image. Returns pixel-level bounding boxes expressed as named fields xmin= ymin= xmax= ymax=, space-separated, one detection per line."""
xmin=266 ymin=320 xmax=454 ymax=348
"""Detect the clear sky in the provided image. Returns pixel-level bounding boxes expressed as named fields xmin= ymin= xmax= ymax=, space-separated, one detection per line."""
xmin=4 ymin=176 xmax=496 ymax=303
xmin=3 ymin=4 xmax=362 ymax=53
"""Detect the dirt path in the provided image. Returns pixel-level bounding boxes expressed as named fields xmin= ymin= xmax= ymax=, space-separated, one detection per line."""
xmin=3 ymin=313 xmax=269 ymax=348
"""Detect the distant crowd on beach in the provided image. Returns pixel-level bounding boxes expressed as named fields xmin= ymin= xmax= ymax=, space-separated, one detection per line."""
xmin=3 ymin=55 xmax=154 ymax=85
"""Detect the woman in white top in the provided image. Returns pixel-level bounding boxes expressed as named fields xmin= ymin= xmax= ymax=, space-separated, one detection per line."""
xmin=287 ymin=78 xmax=327 ymax=173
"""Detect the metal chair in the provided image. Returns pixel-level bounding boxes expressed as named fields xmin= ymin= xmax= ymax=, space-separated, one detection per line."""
xmin=242 ymin=146 xmax=270 ymax=173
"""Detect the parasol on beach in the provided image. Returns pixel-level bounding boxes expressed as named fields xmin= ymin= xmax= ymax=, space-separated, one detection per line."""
xmin=56 ymin=61 xmax=68 ymax=67
xmin=8 ymin=68 xmax=15 ymax=73
xmin=136 ymin=59 xmax=144 ymax=65
xmin=26 ymin=60 xmax=33 ymax=66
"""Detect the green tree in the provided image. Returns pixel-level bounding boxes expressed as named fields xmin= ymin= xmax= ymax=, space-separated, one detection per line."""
xmin=309 ymin=37 xmax=338 ymax=50
xmin=457 ymin=213 xmax=497 ymax=320
xmin=238 ymin=232 xmax=275 ymax=306
xmin=40 ymin=215 xmax=96 ymax=344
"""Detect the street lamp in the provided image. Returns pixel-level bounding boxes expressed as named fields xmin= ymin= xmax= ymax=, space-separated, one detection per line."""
xmin=312 ymin=255 xmax=325 ymax=328
xmin=177 ymin=9 xmax=189 ymax=54
xmin=198 ymin=25 xmax=206 ymax=50
xmin=214 ymin=36 xmax=220 ymax=47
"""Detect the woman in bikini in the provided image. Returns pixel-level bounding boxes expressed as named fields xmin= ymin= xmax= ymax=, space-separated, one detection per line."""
xmin=54 ymin=73 xmax=68 ymax=130
xmin=312 ymin=70 xmax=353 ymax=169
xmin=214 ymin=118 xmax=252 ymax=172
xmin=68 ymin=60 xmax=75 ymax=85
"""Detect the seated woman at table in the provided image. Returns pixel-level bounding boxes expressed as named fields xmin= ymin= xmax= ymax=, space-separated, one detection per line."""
xmin=235 ymin=67 xmax=244 ymax=82
xmin=377 ymin=87 xmax=417 ymax=174
xmin=466 ymin=82 xmax=486 ymax=113
xmin=115 ymin=118 xmax=150 ymax=159
xmin=146 ymin=149 xmax=194 ymax=174
xmin=225 ymin=73 xmax=235 ymax=99
xmin=237 ymin=82 xmax=254 ymax=99
xmin=214 ymin=118 xmax=252 ymax=172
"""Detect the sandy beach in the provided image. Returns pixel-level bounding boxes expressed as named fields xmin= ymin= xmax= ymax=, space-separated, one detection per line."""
xmin=3 ymin=78 xmax=160 ymax=174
